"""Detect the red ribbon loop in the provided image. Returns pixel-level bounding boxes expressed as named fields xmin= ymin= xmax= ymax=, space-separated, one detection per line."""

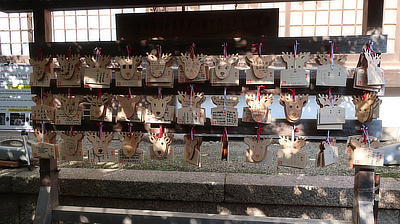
xmin=288 ymin=88 xmax=296 ymax=100
xmin=96 ymin=122 xmax=104 ymax=138
xmin=256 ymin=123 xmax=264 ymax=142
xmin=222 ymin=42 xmax=229 ymax=59
xmin=34 ymin=45 xmax=43 ymax=61
xmin=126 ymin=44 xmax=135 ymax=59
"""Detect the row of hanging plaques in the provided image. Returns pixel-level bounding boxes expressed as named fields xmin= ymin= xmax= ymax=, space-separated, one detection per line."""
xmin=31 ymin=126 xmax=384 ymax=168
xmin=29 ymin=45 xmax=384 ymax=92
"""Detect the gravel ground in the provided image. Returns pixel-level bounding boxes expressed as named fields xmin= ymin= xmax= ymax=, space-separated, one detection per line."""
xmin=57 ymin=134 xmax=400 ymax=177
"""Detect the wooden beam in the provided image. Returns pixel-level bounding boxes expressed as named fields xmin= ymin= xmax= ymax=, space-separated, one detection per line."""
xmin=362 ymin=0 xmax=384 ymax=35
xmin=33 ymin=9 xmax=52 ymax=44
xmin=28 ymin=35 xmax=387 ymax=58
xmin=52 ymin=205 xmax=352 ymax=224
xmin=0 ymin=0 xmax=323 ymax=12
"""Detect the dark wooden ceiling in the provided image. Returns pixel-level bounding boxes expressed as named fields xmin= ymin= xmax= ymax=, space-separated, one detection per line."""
xmin=0 ymin=0 xmax=324 ymax=12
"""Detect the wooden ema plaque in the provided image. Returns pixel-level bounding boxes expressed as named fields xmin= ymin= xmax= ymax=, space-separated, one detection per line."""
xmin=29 ymin=57 xmax=52 ymax=87
xmin=245 ymin=93 xmax=273 ymax=123
xmin=211 ymin=96 xmax=238 ymax=126
xmin=84 ymin=68 xmax=111 ymax=88
xmin=115 ymin=56 xmax=142 ymax=87
xmin=177 ymin=91 xmax=206 ymax=125
xmin=353 ymin=148 xmax=384 ymax=166
xmin=315 ymin=54 xmax=348 ymax=87
xmin=210 ymin=55 xmax=239 ymax=86
xmin=352 ymin=92 xmax=381 ymax=124
xmin=87 ymin=131 xmax=116 ymax=163
xmin=116 ymin=95 xmax=141 ymax=120
xmin=60 ymin=131 xmax=85 ymax=161
xmin=242 ymin=107 xmax=271 ymax=124
xmin=244 ymin=136 xmax=273 ymax=164
xmin=280 ymin=52 xmax=310 ymax=88
xmin=245 ymin=55 xmax=274 ymax=85
xmin=316 ymin=138 xmax=338 ymax=167
xmin=178 ymin=53 xmax=206 ymax=80
xmin=346 ymin=135 xmax=382 ymax=168
xmin=56 ymin=54 xmax=82 ymax=87
xmin=118 ymin=131 xmax=143 ymax=158
xmin=87 ymin=93 xmax=112 ymax=121
xmin=55 ymin=106 xmax=83 ymax=125
xmin=184 ymin=134 xmax=202 ymax=167
xmin=364 ymin=49 xmax=385 ymax=85
xmin=145 ymin=95 xmax=175 ymax=123
xmin=118 ymin=149 xmax=144 ymax=164
xmin=117 ymin=106 xmax=144 ymax=123
xmin=32 ymin=142 xmax=58 ymax=159
xmin=31 ymin=105 xmax=55 ymax=121
xmin=279 ymin=94 xmax=308 ymax=124
xmin=178 ymin=64 xmax=209 ymax=83
xmin=149 ymin=133 xmax=174 ymax=160
xmin=277 ymin=136 xmax=307 ymax=169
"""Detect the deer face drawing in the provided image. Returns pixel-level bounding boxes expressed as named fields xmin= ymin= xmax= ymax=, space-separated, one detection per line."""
xmin=87 ymin=131 xmax=114 ymax=157
xmin=149 ymin=133 xmax=173 ymax=159
xmin=279 ymin=94 xmax=309 ymax=123
xmin=214 ymin=55 xmax=238 ymax=79
xmin=87 ymin=94 xmax=112 ymax=118
xmin=58 ymin=95 xmax=84 ymax=117
xmin=146 ymin=95 xmax=173 ymax=118
xmin=118 ymin=131 xmax=143 ymax=157
xmin=60 ymin=131 xmax=84 ymax=155
xmin=57 ymin=54 xmax=81 ymax=80
xmin=245 ymin=93 xmax=274 ymax=123
xmin=115 ymin=56 xmax=142 ymax=80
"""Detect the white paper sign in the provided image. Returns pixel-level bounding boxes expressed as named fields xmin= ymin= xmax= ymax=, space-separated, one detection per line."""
xmin=353 ymin=148 xmax=384 ymax=166
xmin=316 ymin=64 xmax=347 ymax=87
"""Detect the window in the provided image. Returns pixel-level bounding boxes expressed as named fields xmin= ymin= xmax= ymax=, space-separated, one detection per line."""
xmin=0 ymin=12 xmax=33 ymax=56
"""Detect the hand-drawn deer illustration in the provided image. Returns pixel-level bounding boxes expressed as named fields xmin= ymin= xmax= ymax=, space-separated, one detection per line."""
xmin=146 ymin=53 xmax=173 ymax=78
xmin=117 ymin=95 xmax=141 ymax=119
xmin=146 ymin=95 xmax=173 ymax=118
xmin=348 ymin=136 xmax=380 ymax=150
xmin=211 ymin=96 xmax=239 ymax=107
xmin=364 ymin=49 xmax=381 ymax=67
xmin=179 ymin=53 xmax=205 ymax=79
xmin=352 ymin=93 xmax=381 ymax=123
xmin=316 ymin=94 xmax=343 ymax=108
xmin=279 ymin=136 xmax=307 ymax=153
xmin=244 ymin=136 xmax=273 ymax=162
xmin=87 ymin=131 xmax=114 ymax=157
xmin=115 ymin=56 xmax=142 ymax=80
xmin=29 ymin=57 xmax=52 ymax=81
xmin=279 ymin=94 xmax=309 ymax=123
xmin=149 ymin=133 xmax=173 ymax=159
xmin=32 ymin=91 xmax=54 ymax=107
xmin=56 ymin=54 xmax=81 ymax=79
xmin=60 ymin=131 xmax=84 ymax=155
xmin=245 ymin=93 xmax=274 ymax=123
xmin=118 ymin=131 xmax=143 ymax=157
xmin=281 ymin=52 xmax=310 ymax=69
xmin=34 ymin=128 xmax=57 ymax=144
xmin=85 ymin=55 xmax=111 ymax=69
xmin=213 ymin=54 xmax=239 ymax=79
xmin=177 ymin=91 xmax=205 ymax=108
xmin=58 ymin=95 xmax=84 ymax=117
xmin=87 ymin=93 xmax=112 ymax=118
xmin=184 ymin=134 xmax=202 ymax=160
xmin=245 ymin=55 xmax=274 ymax=79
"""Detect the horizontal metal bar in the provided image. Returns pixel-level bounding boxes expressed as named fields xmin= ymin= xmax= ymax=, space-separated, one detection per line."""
xmin=52 ymin=205 xmax=352 ymax=224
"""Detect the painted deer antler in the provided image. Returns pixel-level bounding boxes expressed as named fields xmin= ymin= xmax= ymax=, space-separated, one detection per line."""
xmin=32 ymin=91 xmax=54 ymax=107
xmin=85 ymin=55 xmax=111 ymax=69
xmin=115 ymin=56 xmax=142 ymax=80
xmin=56 ymin=54 xmax=81 ymax=79
xmin=58 ymin=94 xmax=84 ymax=117
xmin=211 ymin=96 xmax=239 ymax=107
xmin=279 ymin=94 xmax=308 ymax=123
xmin=245 ymin=55 xmax=273 ymax=79
xmin=117 ymin=95 xmax=141 ymax=119
xmin=281 ymin=52 xmax=310 ymax=69
xmin=29 ymin=57 xmax=52 ymax=81
xmin=316 ymin=94 xmax=343 ymax=108
xmin=279 ymin=136 xmax=307 ymax=152
xmin=34 ymin=128 xmax=57 ymax=144
xmin=177 ymin=91 xmax=205 ymax=108
xmin=118 ymin=131 xmax=143 ymax=157
xmin=364 ymin=49 xmax=381 ymax=67
xmin=149 ymin=133 xmax=173 ymax=159
xmin=315 ymin=54 xmax=347 ymax=66
xmin=60 ymin=131 xmax=84 ymax=155
xmin=87 ymin=131 xmax=114 ymax=157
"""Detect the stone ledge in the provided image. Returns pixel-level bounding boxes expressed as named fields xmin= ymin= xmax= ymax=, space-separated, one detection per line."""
xmin=0 ymin=168 xmax=399 ymax=210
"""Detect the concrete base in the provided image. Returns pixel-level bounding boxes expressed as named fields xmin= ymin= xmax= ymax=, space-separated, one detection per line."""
xmin=0 ymin=168 xmax=399 ymax=224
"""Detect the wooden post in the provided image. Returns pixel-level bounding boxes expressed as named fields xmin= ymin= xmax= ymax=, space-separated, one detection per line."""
xmin=32 ymin=7 xmax=58 ymax=224
xmin=373 ymin=173 xmax=380 ymax=224
xmin=362 ymin=0 xmax=384 ymax=35
xmin=353 ymin=165 xmax=375 ymax=224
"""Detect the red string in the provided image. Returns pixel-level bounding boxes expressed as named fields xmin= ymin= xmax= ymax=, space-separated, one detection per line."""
xmin=69 ymin=126 xmax=75 ymax=136
xmin=186 ymin=42 xmax=196 ymax=59
xmin=126 ymin=44 xmax=135 ymax=59
xmin=252 ymin=38 xmax=266 ymax=57
xmin=95 ymin=89 xmax=102 ymax=99
xmin=96 ymin=122 xmax=104 ymax=138
xmin=190 ymin=126 xmax=197 ymax=140
xmin=367 ymin=41 xmax=376 ymax=57
xmin=358 ymin=125 xmax=370 ymax=143
xmin=34 ymin=46 xmax=43 ymax=61
xmin=256 ymin=123 xmax=264 ymax=142
xmin=158 ymin=125 xmax=164 ymax=138
xmin=288 ymin=88 xmax=296 ymax=100
xmin=156 ymin=44 xmax=165 ymax=59
xmin=67 ymin=46 xmax=71 ymax=60
xmin=362 ymin=91 xmax=369 ymax=101
xmin=222 ymin=42 xmax=229 ymax=59
xmin=257 ymin=85 xmax=265 ymax=101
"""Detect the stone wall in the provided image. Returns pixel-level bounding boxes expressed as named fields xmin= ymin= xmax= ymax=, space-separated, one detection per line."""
xmin=0 ymin=168 xmax=399 ymax=224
